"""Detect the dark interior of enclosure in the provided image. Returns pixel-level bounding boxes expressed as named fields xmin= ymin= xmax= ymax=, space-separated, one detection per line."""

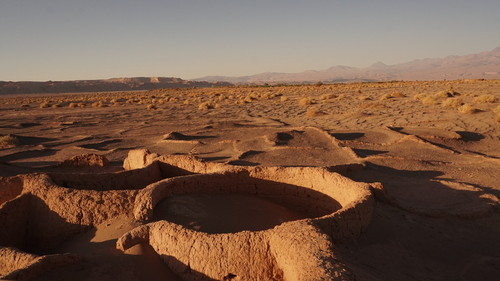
xmin=48 ymin=163 xmax=165 ymax=190
xmin=47 ymin=161 xmax=201 ymax=191
xmin=0 ymin=193 xmax=89 ymax=255
xmin=153 ymin=177 xmax=342 ymax=234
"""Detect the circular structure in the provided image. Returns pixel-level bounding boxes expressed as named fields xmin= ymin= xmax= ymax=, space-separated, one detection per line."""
xmin=117 ymin=150 xmax=375 ymax=281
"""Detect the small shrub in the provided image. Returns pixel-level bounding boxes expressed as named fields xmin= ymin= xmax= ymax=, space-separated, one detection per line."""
xmin=40 ymin=102 xmax=50 ymax=108
xmin=391 ymin=91 xmax=406 ymax=98
xmin=413 ymin=93 xmax=427 ymax=101
xmin=306 ymin=107 xmax=323 ymax=117
xmin=442 ymin=98 xmax=463 ymax=108
xmin=422 ymin=96 xmax=438 ymax=105
xmin=473 ymin=94 xmax=497 ymax=103
xmin=457 ymin=104 xmax=476 ymax=114
xmin=379 ymin=93 xmax=392 ymax=100
xmin=198 ymin=101 xmax=214 ymax=110
xmin=320 ymin=93 xmax=335 ymax=100
xmin=243 ymin=96 xmax=255 ymax=103
xmin=92 ymin=101 xmax=106 ymax=108
xmin=493 ymin=105 xmax=500 ymax=114
xmin=0 ymin=134 xmax=20 ymax=148
xmin=298 ymin=97 xmax=314 ymax=106
xmin=434 ymin=90 xmax=453 ymax=99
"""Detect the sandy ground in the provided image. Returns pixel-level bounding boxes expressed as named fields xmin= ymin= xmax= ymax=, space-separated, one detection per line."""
xmin=1 ymin=80 xmax=500 ymax=280
xmin=154 ymin=193 xmax=308 ymax=234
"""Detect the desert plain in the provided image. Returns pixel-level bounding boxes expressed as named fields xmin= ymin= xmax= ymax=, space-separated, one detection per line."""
xmin=1 ymin=79 xmax=500 ymax=280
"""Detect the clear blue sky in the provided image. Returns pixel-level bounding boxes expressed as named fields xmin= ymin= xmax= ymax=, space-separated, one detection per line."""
xmin=1 ymin=0 xmax=499 ymax=81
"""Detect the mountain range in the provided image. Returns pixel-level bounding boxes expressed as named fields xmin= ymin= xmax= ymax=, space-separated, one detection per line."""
xmin=2 ymin=47 xmax=499 ymax=95
xmin=195 ymin=46 xmax=500 ymax=84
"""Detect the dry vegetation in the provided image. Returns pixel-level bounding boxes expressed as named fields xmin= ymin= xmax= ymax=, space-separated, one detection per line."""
xmin=0 ymin=134 xmax=20 ymax=148
xmin=2 ymin=79 xmax=500 ymax=129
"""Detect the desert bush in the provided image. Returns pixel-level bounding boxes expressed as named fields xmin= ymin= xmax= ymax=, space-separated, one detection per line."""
xmin=413 ymin=93 xmax=427 ymax=101
xmin=422 ymin=96 xmax=438 ymax=105
xmin=0 ymin=134 xmax=20 ymax=147
xmin=473 ymin=94 xmax=497 ymax=103
xmin=442 ymin=97 xmax=463 ymax=108
xmin=243 ymin=96 xmax=255 ymax=103
xmin=298 ymin=97 xmax=314 ymax=106
xmin=434 ymin=90 xmax=454 ymax=99
xmin=320 ymin=93 xmax=335 ymax=100
xmin=391 ymin=91 xmax=406 ymax=98
xmin=198 ymin=101 xmax=215 ymax=110
xmin=493 ymin=105 xmax=500 ymax=114
xmin=379 ymin=93 xmax=392 ymax=100
xmin=457 ymin=104 xmax=476 ymax=114
xmin=91 ymin=101 xmax=106 ymax=108
xmin=306 ymin=107 xmax=323 ymax=117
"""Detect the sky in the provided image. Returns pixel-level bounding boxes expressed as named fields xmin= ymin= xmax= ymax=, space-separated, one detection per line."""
xmin=1 ymin=0 xmax=500 ymax=81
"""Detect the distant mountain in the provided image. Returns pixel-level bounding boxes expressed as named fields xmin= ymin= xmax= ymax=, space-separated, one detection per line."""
xmin=0 ymin=77 xmax=232 ymax=95
xmin=194 ymin=47 xmax=500 ymax=84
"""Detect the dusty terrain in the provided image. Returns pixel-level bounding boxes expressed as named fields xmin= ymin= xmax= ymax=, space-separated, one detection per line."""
xmin=1 ymin=80 xmax=500 ymax=280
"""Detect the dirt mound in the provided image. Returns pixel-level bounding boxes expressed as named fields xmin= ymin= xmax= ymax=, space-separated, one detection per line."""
xmin=58 ymin=153 xmax=109 ymax=168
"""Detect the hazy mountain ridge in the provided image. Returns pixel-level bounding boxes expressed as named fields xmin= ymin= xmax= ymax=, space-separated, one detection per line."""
xmin=195 ymin=47 xmax=500 ymax=84
xmin=0 ymin=77 xmax=232 ymax=95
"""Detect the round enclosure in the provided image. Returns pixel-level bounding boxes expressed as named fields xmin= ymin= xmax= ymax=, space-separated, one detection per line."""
xmin=154 ymin=191 xmax=326 ymax=234
xmin=122 ymin=161 xmax=375 ymax=281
